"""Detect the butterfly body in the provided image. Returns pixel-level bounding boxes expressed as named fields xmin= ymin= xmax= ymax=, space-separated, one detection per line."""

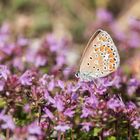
xmin=76 ymin=29 xmax=120 ymax=81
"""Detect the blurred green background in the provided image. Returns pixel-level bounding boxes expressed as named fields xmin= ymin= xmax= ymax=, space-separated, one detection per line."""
xmin=0 ymin=0 xmax=138 ymax=41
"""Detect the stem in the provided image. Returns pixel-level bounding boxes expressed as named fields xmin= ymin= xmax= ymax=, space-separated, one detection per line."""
xmin=128 ymin=122 xmax=131 ymax=140
xmin=57 ymin=132 xmax=61 ymax=140
xmin=71 ymin=130 xmax=74 ymax=140
xmin=99 ymin=129 xmax=104 ymax=140
xmin=62 ymin=133 xmax=65 ymax=140
xmin=6 ymin=128 xmax=10 ymax=140
xmin=38 ymin=105 xmax=41 ymax=125
xmin=115 ymin=120 xmax=118 ymax=139
xmin=99 ymin=135 xmax=103 ymax=140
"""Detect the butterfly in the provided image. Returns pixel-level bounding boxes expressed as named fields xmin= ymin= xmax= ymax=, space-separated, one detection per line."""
xmin=76 ymin=29 xmax=120 ymax=81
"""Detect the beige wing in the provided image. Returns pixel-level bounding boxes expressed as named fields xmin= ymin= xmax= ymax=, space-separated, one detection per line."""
xmin=77 ymin=29 xmax=120 ymax=80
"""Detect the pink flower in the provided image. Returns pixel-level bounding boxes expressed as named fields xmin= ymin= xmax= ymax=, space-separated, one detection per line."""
xmin=132 ymin=117 xmax=140 ymax=129
xmin=81 ymin=122 xmax=92 ymax=132
xmin=28 ymin=122 xmax=42 ymax=135
xmin=0 ymin=65 xmax=10 ymax=80
xmin=54 ymin=124 xmax=70 ymax=132
xmin=107 ymin=95 xmax=125 ymax=112
xmin=0 ymin=110 xmax=15 ymax=130
xmin=19 ymin=70 xmax=36 ymax=86
xmin=44 ymin=107 xmax=54 ymax=119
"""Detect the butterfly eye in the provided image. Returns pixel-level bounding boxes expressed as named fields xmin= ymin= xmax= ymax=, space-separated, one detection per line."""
xmin=90 ymin=57 xmax=92 ymax=59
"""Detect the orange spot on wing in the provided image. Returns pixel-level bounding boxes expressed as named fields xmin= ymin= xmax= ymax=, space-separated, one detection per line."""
xmin=109 ymin=64 xmax=113 ymax=69
xmin=95 ymin=48 xmax=99 ymax=51
xmin=107 ymin=48 xmax=112 ymax=53
xmin=110 ymin=59 xmax=115 ymax=63
xmin=109 ymin=53 xmax=114 ymax=58
xmin=100 ymin=46 xmax=105 ymax=52
xmin=109 ymin=64 xmax=115 ymax=71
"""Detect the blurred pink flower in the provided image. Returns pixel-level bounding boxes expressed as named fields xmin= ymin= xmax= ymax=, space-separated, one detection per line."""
xmin=54 ymin=124 xmax=70 ymax=132
xmin=96 ymin=8 xmax=113 ymax=23
xmin=0 ymin=110 xmax=15 ymax=130
xmin=0 ymin=65 xmax=10 ymax=80
xmin=28 ymin=122 xmax=42 ymax=135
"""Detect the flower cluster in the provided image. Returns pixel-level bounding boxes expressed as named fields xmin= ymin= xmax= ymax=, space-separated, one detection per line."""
xmin=0 ymin=9 xmax=140 ymax=139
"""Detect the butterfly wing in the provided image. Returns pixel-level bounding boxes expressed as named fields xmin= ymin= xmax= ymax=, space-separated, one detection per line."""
xmin=77 ymin=29 xmax=120 ymax=81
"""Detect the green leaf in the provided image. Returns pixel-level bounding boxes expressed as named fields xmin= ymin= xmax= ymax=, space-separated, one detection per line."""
xmin=93 ymin=128 xmax=102 ymax=136
xmin=107 ymin=136 xmax=116 ymax=140
xmin=0 ymin=98 xmax=6 ymax=108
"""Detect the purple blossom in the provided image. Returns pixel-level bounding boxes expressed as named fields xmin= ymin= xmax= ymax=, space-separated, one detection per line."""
xmin=54 ymin=124 xmax=70 ymax=132
xmin=81 ymin=107 xmax=93 ymax=118
xmin=17 ymin=37 xmax=29 ymax=46
xmin=39 ymin=74 xmax=52 ymax=86
xmin=128 ymin=32 xmax=140 ymax=48
xmin=34 ymin=55 xmax=47 ymax=67
xmin=44 ymin=90 xmax=55 ymax=104
xmin=1 ymin=43 xmax=15 ymax=55
xmin=132 ymin=117 xmax=140 ymax=129
xmin=54 ymin=95 xmax=64 ymax=112
xmin=80 ymin=122 xmax=92 ymax=132
xmin=0 ymin=79 xmax=5 ymax=91
xmin=24 ymin=104 xmax=30 ymax=113
xmin=45 ymin=34 xmax=61 ymax=52
xmin=0 ymin=23 xmax=10 ymax=42
xmin=127 ymin=78 xmax=139 ymax=96
xmin=0 ymin=22 xmax=10 ymax=34
xmin=129 ymin=18 xmax=140 ymax=31
xmin=45 ymin=91 xmax=64 ymax=112
xmin=19 ymin=70 xmax=36 ymax=86
xmin=85 ymin=93 xmax=99 ymax=108
xmin=48 ymin=79 xmax=55 ymax=91
xmin=126 ymin=101 xmax=137 ymax=113
xmin=0 ymin=111 xmax=15 ymax=130
xmin=57 ymin=80 xmax=65 ymax=89
xmin=55 ymin=54 xmax=65 ymax=68
xmin=96 ymin=9 xmax=113 ymax=23
xmin=28 ymin=122 xmax=42 ymax=135
xmin=13 ymin=57 xmax=24 ymax=71
xmin=27 ymin=136 xmax=38 ymax=140
xmin=64 ymin=108 xmax=75 ymax=118
xmin=0 ymin=65 xmax=10 ymax=80
xmin=107 ymin=95 xmax=125 ymax=112
xmin=44 ymin=107 xmax=55 ymax=119
xmin=103 ymin=129 xmax=113 ymax=137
